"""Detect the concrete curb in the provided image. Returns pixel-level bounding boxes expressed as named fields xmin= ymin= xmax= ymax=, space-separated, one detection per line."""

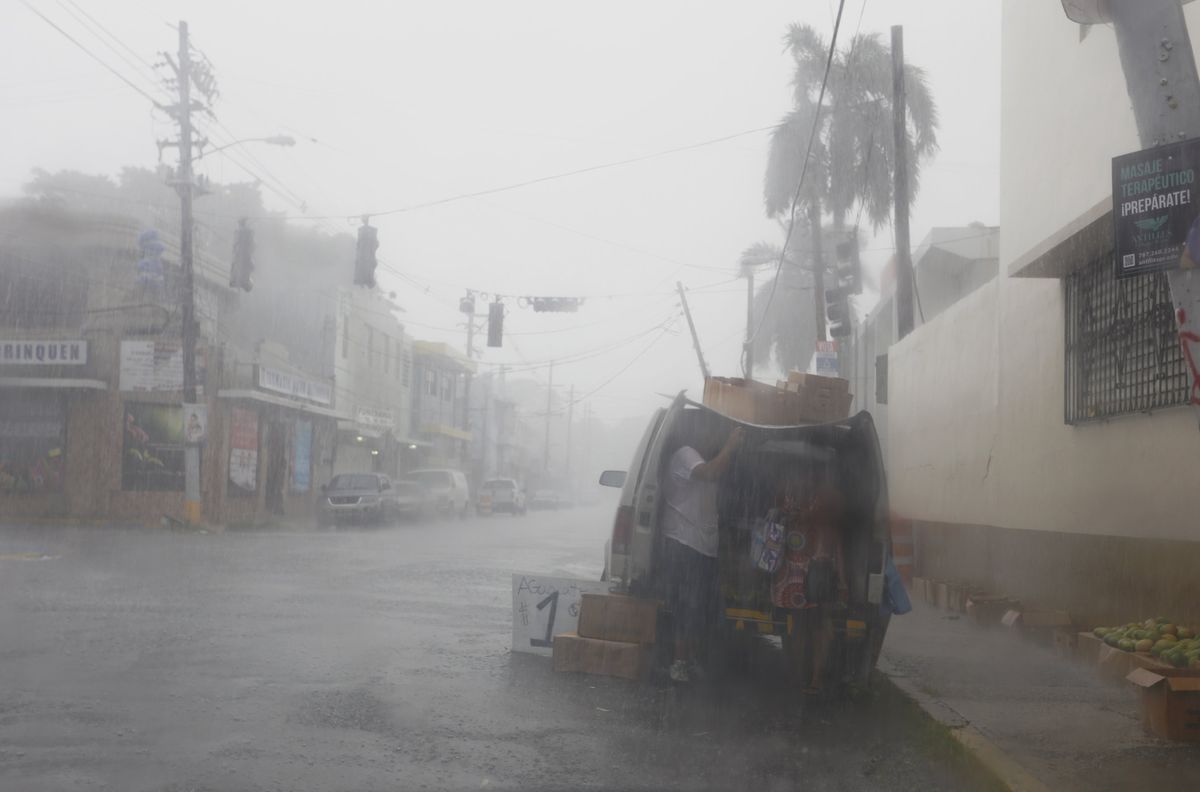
xmin=879 ymin=663 xmax=1052 ymax=792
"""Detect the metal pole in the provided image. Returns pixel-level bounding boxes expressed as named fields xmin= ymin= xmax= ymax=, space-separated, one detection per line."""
xmin=809 ymin=205 xmax=827 ymax=342
xmin=892 ymin=25 xmax=915 ymax=340
xmin=543 ymin=361 xmax=553 ymax=472
xmin=176 ymin=21 xmax=202 ymax=525
xmin=1104 ymin=0 xmax=1200 ymax=414
xmin=565 ymin=384 xmax=574 ymax=483
xmin=744 ymin=268 xmax=755 ymax=381
xmin=676 ymin=281 xmax=710 ymax=380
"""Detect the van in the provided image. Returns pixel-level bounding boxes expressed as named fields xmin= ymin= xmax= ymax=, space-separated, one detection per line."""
xmin=401 ymin=468 xmax=470 ymax=518
xmin=599 ymin=393 xmax=893 ymax=693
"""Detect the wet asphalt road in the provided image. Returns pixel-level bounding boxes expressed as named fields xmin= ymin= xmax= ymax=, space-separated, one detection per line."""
xmin=0 ymin=505 xmax=991 ymax=791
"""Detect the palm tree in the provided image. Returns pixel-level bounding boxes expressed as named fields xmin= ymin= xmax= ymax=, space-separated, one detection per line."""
xmin=761 ymin=24 xmax=939 ymax=343
xmin=740 ymin=239 xmax=816 ymax=375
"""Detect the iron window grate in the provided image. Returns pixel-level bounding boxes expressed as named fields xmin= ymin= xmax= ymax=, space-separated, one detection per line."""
xmin=1063 ymin=252 xmax=1188 ymax=424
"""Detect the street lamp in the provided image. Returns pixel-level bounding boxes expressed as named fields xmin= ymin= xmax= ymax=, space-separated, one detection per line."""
xmin=195 ymin=135 xmax=296 ymax=159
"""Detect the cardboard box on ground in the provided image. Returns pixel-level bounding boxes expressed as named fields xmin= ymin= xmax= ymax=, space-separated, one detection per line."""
xmin=702 ymin=372 xmax=852 ymax=425
xmin=1127 ymin=667 xmax=1200 ymax=742
xmin=552 ymin=593 xmax=658 ymax=681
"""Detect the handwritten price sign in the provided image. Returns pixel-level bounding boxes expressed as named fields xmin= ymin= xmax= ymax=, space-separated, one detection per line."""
xmin=511 ymin=574 xmax=608 ymax=656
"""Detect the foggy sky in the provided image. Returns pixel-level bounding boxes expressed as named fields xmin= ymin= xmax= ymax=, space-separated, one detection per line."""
xmin=2 ymin=0 xmax=1000 ymax=426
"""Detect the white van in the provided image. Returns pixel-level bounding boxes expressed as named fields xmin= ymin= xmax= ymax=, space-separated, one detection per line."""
xmin=599 ymin=393 xmax=894 ymax=693
xmin=401 ymin=468 xmax=470 ymax=518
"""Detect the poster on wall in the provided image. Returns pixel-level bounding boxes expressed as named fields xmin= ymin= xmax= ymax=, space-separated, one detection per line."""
xmin=119 ymin=340 xmax=206 ymax=393
xmin=122 ymin=403 xmax=186 ymax=491
xmin=291 ymin=419 xmax=312 ymax=493
xmin=510 ymin=574 xmax=609 ymax=657
xmin=227 ymin=407 xmax=259 ymax=495
xmin=182 ymin=403 xmax=207 ymax=444
xmin=0 ymin=392 xmax=65 ymax=494
xmin=1112 ymin=137 xmax=1200 ymax=278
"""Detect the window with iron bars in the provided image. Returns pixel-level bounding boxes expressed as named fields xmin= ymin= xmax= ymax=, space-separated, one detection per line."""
xmin=1063 ymin=252 xmax=1188 ymax=423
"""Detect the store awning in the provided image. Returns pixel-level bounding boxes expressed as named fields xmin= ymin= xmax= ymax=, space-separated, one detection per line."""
xmin=336 ymin=419 xmax=388 ymax=440
xmin=419 ymin=423 xmax=472 ymax=442
xmin=0 ymin=377 xmax=108 ymax=390
xmin=217 ymin=388 xmax=352 ymax=420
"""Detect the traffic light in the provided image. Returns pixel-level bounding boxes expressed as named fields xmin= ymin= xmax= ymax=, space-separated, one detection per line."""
xmin=354 ymin=220 xmax=379 ymax=287
xmin=825 ymin=285 xmax=853 ymax=338
xmin=833 ymin=226 xmax=863 ymax=295
xmin=229 ymin=218 xmax=254 ymax=292
xmin=487 ymin=301 xmax=504 ymax=347
xmin=459 ymin=293 xmax=476 ymax=315
xmin=531 ymin=297 xmax=582 ymax=312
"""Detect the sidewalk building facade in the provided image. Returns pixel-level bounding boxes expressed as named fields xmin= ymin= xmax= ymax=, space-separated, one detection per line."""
xmin=409 ymin=340 xmax=474 ymax=471
xmin=886 ymin=3 xmax=1200 ymax=626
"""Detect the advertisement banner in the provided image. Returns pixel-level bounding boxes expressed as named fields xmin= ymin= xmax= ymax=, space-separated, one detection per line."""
xmin=1113 ymin=137 xmax=1200 ymax=278
xmin=0 ymin=340 xmax=87 ymax=366
xmin=256 ymin=365 xmax=333 ymax=406
xmin=815 ymin=340 xmax=839 ymax=376
xmin=182 ymin=403 xmax=207 ymax=445
xmin=119 ymin=340 xmax=205 ymax=392
xmin=355 ymin=406 xmax=395 ymax=430
xmin=122 ymin=403 xmax=186 ymax=491
xmin=291 ymin=420 xmax=312 ymax=493
xmin=510 ymin=574 xmax=609 ymax=656
xmin=227 ymin=407 xmax=259 ymax=495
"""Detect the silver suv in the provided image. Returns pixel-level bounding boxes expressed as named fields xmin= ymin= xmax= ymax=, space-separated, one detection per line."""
xmin=401 ymin=468 xmax=470 ymax=518
xmin=318 ymin=473 xmax=421 ymax=527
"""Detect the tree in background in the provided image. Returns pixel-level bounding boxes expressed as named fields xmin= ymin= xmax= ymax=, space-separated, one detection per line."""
xmin=757 ymin=24 xmax=938 ymax=363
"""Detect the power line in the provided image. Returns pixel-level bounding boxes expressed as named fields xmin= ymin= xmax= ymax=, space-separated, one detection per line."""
xmin=21 ymin=0 xmax=167 ymax=110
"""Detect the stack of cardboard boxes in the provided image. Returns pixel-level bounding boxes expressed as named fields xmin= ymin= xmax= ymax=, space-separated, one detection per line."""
xmin=702 ymin=371 xmax=853 ymax=425
xmin=552 ymin=593 xmax=658 ymax=681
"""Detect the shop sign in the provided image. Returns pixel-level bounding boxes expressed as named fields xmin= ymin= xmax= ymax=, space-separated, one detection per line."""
xmin=355 ymin=405 xmax=395 ymax=430
xmin=228 ymin=407 xmax=259 ymax=494
xmin=120 ymin=340 xmax=204 ymax=392
xmin=1113 ymin=137 xmax=1200 ymax=278
xmin=182 ymin=403 xmax=207 ymax=445
xmin=815 ymin=340 xmax=839 ymax=376
xmin=0 ymin=340 xmax=87 ymax=366
xmin=256 ymin=365 xmax=333 ymax=406
xmin=511 ymin=574 xmax=609 ymax=657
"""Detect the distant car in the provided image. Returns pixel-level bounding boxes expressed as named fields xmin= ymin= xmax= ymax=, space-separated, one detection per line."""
xmin=477 ymin=478 xmax=526 ymax=516
xmin=529 ymin=489 xmax=559 ymax=510
xmin=401 ymin=468 xmax=470 ymax=518
xmin=392 ymin=480 xmax=432 ymax=520
xmin=318 ymin=473 xmax=413 ymax=527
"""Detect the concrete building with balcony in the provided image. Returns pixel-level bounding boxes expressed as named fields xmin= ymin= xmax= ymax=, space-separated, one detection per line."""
xmin=409 ymin=341 xmax=474 ymax=471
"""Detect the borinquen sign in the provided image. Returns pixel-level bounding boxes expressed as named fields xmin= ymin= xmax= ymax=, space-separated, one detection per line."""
xmin=0 ymin=340 xmax=87 ymax=365
xmin=1112 ymin=138 xmax=1200 ymax=278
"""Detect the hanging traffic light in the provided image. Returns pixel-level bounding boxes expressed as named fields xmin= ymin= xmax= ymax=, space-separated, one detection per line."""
xmin=833 ymin=226 xmax=863 ymax=295
xmin=487 ymin=301 xmax=504 ymax=347
xmin=825 ymin=285 xmax=853 ymax=338
xmin=354 ymin=219 xmax=379 ymax=287
xmin=229 ymin=218 xmax=255 ymax=292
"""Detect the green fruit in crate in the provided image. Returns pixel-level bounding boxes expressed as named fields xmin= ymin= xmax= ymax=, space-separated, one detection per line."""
xmin=1160 ymin=633 xmax=1178 ymax=643
xmin=1094 ymin=627 xmax=1110 ymax=638
xmin=1162 ymin=623 xmax=1179 ymax=636
xmin=1136 ymin=639 xmax=1154 ymax=652
xmin=1105 ymin=635 xmax=1120 ymax=647
xmin=1179 ymin=627 xmax=1194 ymax=640
xmin=1118 ymin=639 xmax=1135 ymax=652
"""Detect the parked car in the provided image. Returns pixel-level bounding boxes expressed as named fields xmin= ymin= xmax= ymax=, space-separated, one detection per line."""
xmin=400 ymin=468 xmax=470 ymax=518
xmin=528 ymin=489 xmax=559 ymax=510
xmin=477 ymin=478 xmax=526 ymax=516
xmin=317 ymin=473 xmax=416 ymax=527
xmin=598 ymin=392 xmax=892 ymax=695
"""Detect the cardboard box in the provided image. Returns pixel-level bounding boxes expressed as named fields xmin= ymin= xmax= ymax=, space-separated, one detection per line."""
xmin=935 ymin=582 xmax=950 ymax=611
xmin=1053 ymin=627 xmax=1078 ymax=658
xmin=946 ymin=583 xmax=969 ymax=614
xmin=1127 ymin=667 xmax=1200 ymax=741
xmin=703 ymin=376 xmax=851 ymax=425
xmin=552 ymin=632 xmax=650 ymax=681
xmin=577 ymin=593 xmax=658 ymax=645
xmin=965 ymin=595 xmax=1016 ymax=628
xmin=1097 ymin=644 xmax=1145 ymax=683
xmin=1075 ymin=631 xmax=1105 ymax=664
xmin=1001 ymin=608 xmax=1072 ymax=645
xmin=911 ymin=576 xmax=930 ymax=604
xmin=786 ymin=371 xmax=851 ymax=394
xmin=1130 ymin=650 xmax=1200 ymax=678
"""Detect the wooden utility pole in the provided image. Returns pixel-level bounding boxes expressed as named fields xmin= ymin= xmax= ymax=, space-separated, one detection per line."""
xmin=565 ymin=384 xmax=574 ymax=482
xmin=676 ymin=281 xmax=710 ymax=380
xmin=173 ymin=21 xmax=202 ymax=524
xmin=744 ymin=268 xmax=755 ymax=381
xmin=892 ymin=25 xmax=915 ymax=340
xmin=543 ymin=361 xmax=554 ymax=472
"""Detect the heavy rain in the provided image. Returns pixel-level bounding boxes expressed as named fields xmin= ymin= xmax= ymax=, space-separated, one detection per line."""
xmin=3 ymin=2 xmax=1200 ymax=791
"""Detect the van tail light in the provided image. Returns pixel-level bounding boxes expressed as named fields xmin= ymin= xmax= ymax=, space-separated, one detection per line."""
xmin=611 ymin=505 xmax=634 ymax=555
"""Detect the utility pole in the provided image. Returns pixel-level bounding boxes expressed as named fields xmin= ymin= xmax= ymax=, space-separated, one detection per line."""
xmin=744 ymin=267 xmax=755 ymax=381
xmin=892 ymin=25 xmax=915 ymax=340
xmin=565 ymin=384 xmax=575 ymax=483
xmin=676 ymin=281 xmax=710 ymax=380
xmin=543 ymin=361 xmax=554 ymax=472
xmin=172 ymin=21 xmax=202 ymax=525
xmin=809 ymin=205 xmax=827 ymax=342
xmin=1090 ymin=0 xmax=1200 ymax=414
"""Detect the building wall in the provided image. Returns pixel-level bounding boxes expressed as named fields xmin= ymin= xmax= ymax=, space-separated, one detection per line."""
xmin=887 ymin=3 xmax=1200 ymax=620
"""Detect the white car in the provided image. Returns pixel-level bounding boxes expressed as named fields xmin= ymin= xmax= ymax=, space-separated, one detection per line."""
xmin=477 ymin=478 xmax=526 ymax=515
xmin=400 ymin=468 xmax=470 ymax=518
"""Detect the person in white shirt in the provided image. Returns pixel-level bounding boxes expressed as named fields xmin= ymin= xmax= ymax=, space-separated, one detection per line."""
xmin=661 ymin=425 xmax=744 ymax=682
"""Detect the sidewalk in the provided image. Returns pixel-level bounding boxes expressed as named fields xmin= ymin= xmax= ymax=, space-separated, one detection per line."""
xmin=881 ymin=601 xmax=1200 ymax=791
